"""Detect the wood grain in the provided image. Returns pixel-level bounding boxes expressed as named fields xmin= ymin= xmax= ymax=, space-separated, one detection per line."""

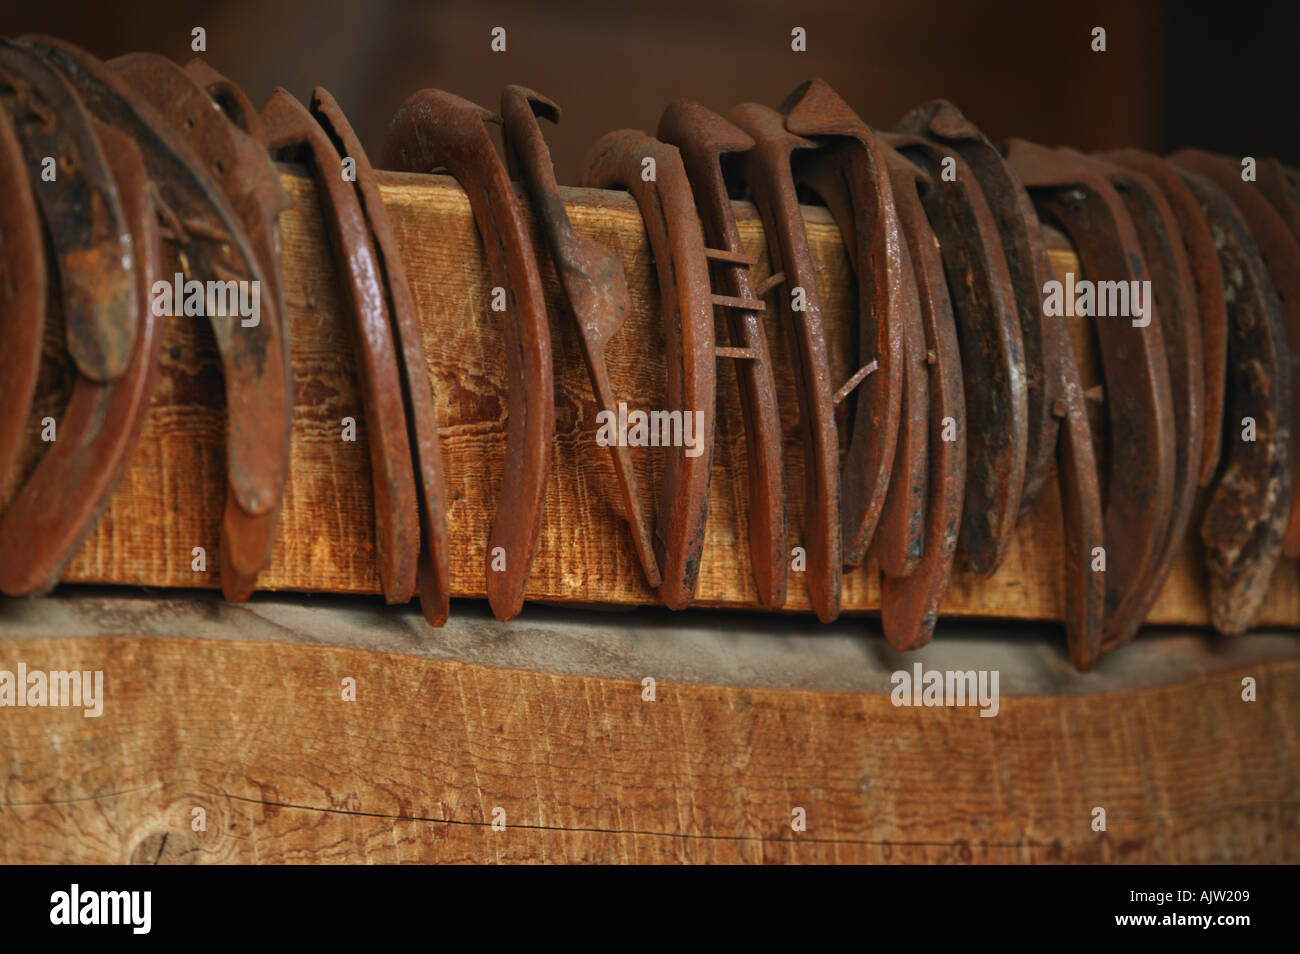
xmin=1 ymin=594 xmax=1296 ymax=864
xmin=3 ymin=169 xmax=1298 ymax=626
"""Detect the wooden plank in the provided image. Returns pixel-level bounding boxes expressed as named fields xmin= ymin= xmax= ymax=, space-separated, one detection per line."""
xmin=2 ymin=595 xmax=1297 ymax=864
xmin=4 ymin=169 xmax=1298 ymax=625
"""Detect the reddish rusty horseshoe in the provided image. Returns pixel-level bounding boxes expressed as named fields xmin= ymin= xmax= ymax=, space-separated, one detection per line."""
xmin=886 ymin=130 xmax=1028 ymax=577
xmin=1176 ymin=169 xmax=1292 ymax=635
xmin=1169 ymin=149 xmax=1300 ymax=557
xmin=263 ymin=88 xmax=420 ymax=606
xmin=657 ymin=98 xmax=787 ymax=609
xmin=897 ymin=99 xmax=1061 ymax=517
xmin=0 ymin=120 xmax=160 ymax=595
xmin=314 ymin=86 xmax=451 ymax=627
xmin=782 ymin=80 xmax=918 ymax=578
xmin=501 ymin=86 xmax=661 ymax=592
xmin=0 ymin=104 xmax=46 ymax=484
xmin=1006 ymin=139 xmax=1176 ymax=649
xmin=726 ymin=102 xmax=840 ymax=622
xmin=25 ymin=36 xmax=291 ymax=599
xmin=580 ymin=128 xmax=716 ymax=611
xmin=1103 ymin=148 xmax=1227 ymax=487
xmin=1088 ymin=151 xmax=1203 ymax=651
xmin=108 ymin=51 xmax=294 ymax=603
xmin=383 ymin=89 xmax=554 ymax=621
xmin=878 ymin=143 xmax=965 ymax=650
xmin=0 ymin=41 xmax=136 ymax=382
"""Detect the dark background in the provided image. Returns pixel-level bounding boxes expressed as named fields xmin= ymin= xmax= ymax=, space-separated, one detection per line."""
xmin=0 ymin=0 xmax=1293 ymax=182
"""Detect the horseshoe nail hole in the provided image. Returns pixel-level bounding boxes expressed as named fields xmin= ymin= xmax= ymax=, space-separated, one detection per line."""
xmin=214 ymin=160 xmax=226 ymax=175
xmin=184 ymin=118 xmax=195 ymax=130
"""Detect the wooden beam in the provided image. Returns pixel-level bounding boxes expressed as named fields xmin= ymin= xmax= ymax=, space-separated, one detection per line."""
xmin=4 ymin=168 xmax=1298 ymax=625
xmin=2 ymin=594 xmax=1297 ymax=863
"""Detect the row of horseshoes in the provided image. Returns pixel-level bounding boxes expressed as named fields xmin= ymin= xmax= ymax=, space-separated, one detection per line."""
xmin=1 ymin=37 xmax=1296 ymax=671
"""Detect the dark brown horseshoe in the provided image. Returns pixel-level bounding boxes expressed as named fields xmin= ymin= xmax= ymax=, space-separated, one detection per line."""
xmin=781 ymin=80 xmax=918 ymax=578
xmin=877 ymin=143 xmax=965 ymax=650
xmin=1006 ymin=139 xmax=1176 ymax=649
xmin=1088 ymin=152 xmax=1203 ymax=650
xmin=0 ymin=41 xmax=136 ymax=382
xmin=579 ymin=128 xmax=716 ymax=611
xmin=313 ymin=86 xmax=451 ymax=627
xmin=896 ymin=99 xmax=1061 ymax=516
xmin=1054 ymin=320 xmax=1107 ymax=670
xmin=726 ymin=102 xmax=840 ymax=623
xmin=656 ymin=99 xmax=787 ymax=609
xmin=1176 ymin=169 xmax=1291 ymax=635
xmin=263 ymin=88 xmax=420 ymax=606
xmin=501 ymin=86 xmax=660 ymax=592
xmin=23 ymin=36 xmax=291 ymax=599
xmin=0 ymin=120 xmax=160 ymax=595
xmin=0 ymin=104 xmax=46 ymax=484
xmin=1169 ymin=149 xmax=1300 ymax=557
xmin=1103 ymin=148 xmax=1228 ymax=486
xmin=107 ymin=51 xmax=294 ymax=602
xmin=383 ymin=89 xmax=554 ymax=621
xmin=885 ymin=130 xmax=1028 ymax=577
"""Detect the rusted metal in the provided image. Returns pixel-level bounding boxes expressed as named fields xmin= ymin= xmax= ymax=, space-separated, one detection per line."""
xmin=1006 ymin=139 xmax=1176 ymax=649
xmin=885 ymin=130 xmax=1028 ymax=577
xmin=1054 ymin=320 xmax=1107 ymax=671
xmin=877 ymin=142 xmax=965 ymax=650
xmin=782 ymin=80 xmax=918 ymax=578
xmin=1086 ymin=152 xmax=1203 ymax=651
xmin=0 ymin=103 xmax=46 ymax=485
xmin=580 ymin=128 xmax=716 ymax=611
xmin=1103 ymin=149 xmax=1227 ymax=486
xmin=183 ymin=58 xmax=268 ymax=145
xmin=0 ymin=120 xmax=160 ymax=595
xmin=107 ymin=51 xmax=294 ymax=603
xmin=263 ymin=88 xmax=420 ymax=606
xmin=897 ymin=99 xmax=1061 ymax=516
xmin=25 ymin=36 xmax=291 ymax=601
xmin=501 ymin=87 xmax=660 ymax=593
xmin=1175 ymin=169 xmax=1291 ymax=635
xmin=383 ymin=89 xmax=554 ymax=621
xmin=0 ymin=41 xmax=136 ymax=382
xmin=726 ymin=102 xmax=840 ymax=622
xmin=656 ymin=99 xmax=787 ymax=608
xmin=313 ymin=86 xmax=451 ymax=627
xmin=1170 ymin=149 xmax=1300 ymax=558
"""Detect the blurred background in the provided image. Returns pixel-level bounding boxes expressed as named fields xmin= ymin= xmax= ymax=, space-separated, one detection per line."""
xmin=1 ymin=0 xmax=1293 ymax=181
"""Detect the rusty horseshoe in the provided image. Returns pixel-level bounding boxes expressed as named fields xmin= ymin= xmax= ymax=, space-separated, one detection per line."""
xmin=500 ymin=86 xmax=661 ymax=592
xmin=896 ymin=99 xmax=1062 ymax=517
xmin=580 ymin=128 xmax=716 ymax=611
xmin=24 ymin=36 xmax=292 ymax=600
xmin=885 ymin=129 xmax=1028 ymax=577
xmin=782 ymin=80 xmax=918 ymax=579
xmin=0 ymin=120 xmax=161 ymax=596
xmin=726 ymin=101 xmax=841 ymax=622
xmin=1177 ymin=168 xmax=1292 ymax=635
xmin=384 ymin=89 xmax=554 ymax=621
xmin=1006 ymin=139 xmax=1176 ymax=650
xmin=656 ymin=98 xmax=788 ymax=609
